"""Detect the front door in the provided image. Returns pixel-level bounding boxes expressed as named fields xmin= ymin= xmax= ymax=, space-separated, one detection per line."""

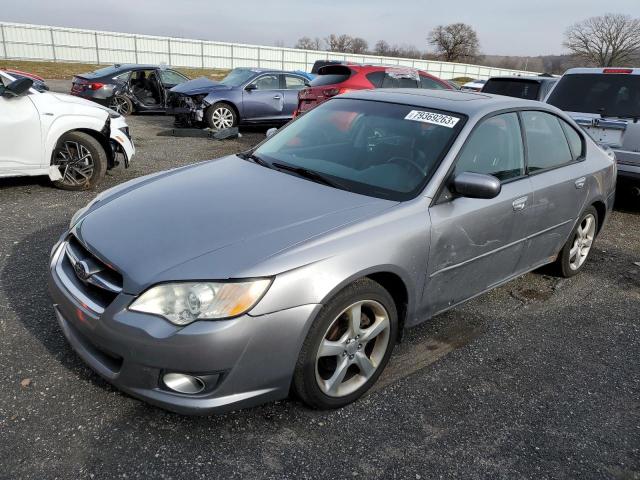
xmin=424 ymin=112 xmax=532 ymax=317
xmin=0 ymin=77 xmax=42 ymax=175
xmin=242 ymin=74 xmax=285 ymax=121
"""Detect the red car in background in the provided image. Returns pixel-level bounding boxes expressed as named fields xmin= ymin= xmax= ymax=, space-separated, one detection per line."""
xmin=297 ymin=64 xmax=451 ymax=115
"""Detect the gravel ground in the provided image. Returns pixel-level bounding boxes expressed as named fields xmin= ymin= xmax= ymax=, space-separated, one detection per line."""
xmin=0 ymin=92 xmax=639 ymax=479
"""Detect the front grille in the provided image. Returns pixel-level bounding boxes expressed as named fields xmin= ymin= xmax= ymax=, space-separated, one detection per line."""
xmin=61 ymin=235 xmax=123 ymax=310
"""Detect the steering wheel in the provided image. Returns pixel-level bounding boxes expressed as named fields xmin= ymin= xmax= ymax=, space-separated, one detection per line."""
xmin=387 ymin=156 xmax=425 ymax=177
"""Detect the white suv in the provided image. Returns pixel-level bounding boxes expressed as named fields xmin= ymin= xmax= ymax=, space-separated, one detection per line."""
xmin=0 ymin=70 xmax=135 ymax=190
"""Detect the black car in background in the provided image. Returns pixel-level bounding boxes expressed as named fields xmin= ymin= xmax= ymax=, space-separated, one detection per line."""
xmin=481 ymin=75 xmax=558 ymax=101
xmin=70 ymin=64 xmax=190 ymax=115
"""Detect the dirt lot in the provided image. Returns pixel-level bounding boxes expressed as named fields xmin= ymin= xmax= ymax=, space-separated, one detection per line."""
xmin=0 ymin=90 xmax=639 ymax=479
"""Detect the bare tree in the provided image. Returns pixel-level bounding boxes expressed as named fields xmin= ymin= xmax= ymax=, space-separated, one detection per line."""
xmin=325 ymin=34 xmax=353 ymax=52
xmin=351 ymin=37 xmax=369 ymax=54
xmin=374 ymin=40 xmax=391 ymax=56
xmin=428 ymin=23 xmax=480 ymax=62
xmin=295 ymin=36 xmax=323 ymax=50
xmin=564 ymin=14 xmax=640 ymax=66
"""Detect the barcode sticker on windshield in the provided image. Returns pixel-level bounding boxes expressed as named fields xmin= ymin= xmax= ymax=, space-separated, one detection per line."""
xmin=404 ymin=110 xmax=460 ymax=128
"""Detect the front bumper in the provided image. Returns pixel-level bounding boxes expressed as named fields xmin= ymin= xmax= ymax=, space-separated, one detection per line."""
xmin=48 ymin=241 xmax=319 ymax=415
xmin=109 ymin=117 xmax=135 ymax=166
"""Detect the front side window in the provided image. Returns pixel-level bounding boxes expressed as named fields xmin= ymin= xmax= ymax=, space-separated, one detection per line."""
xmin=159 ymin=69 xmax=188 ymax=85
xmin=253 ymin=74 xmax=280 ymax=90
xmin=521 ymin=111 xmax=573 ymax=172
xmin=253 ymin=98 xmax=465 ymax=200
xmin=454 ymin=113 xmax=525 ymax=182
xmin=285 ymin=75 xmax=307 ymax=90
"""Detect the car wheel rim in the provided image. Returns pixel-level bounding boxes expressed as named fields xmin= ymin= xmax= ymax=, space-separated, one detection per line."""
xmin=569 ymin=213 xmax=596 ymax=271
xmin=52 ymin=141 xmax=95 ymax=187
xmin=315 ymin=300 xmax=390 ymax=398
xmin=110 ymin=96 xmax=130 ymax=115
xmin=211 ymin=107 xmax=234 ymax=129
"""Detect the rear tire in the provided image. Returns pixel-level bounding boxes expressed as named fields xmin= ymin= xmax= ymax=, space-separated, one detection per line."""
xmin=51 ymin=131 xmax=107 ymax=191
xmin=293 ymin=278 xmax=398 ymax=410
xmin=555 ymin=206 xmax=598 ymax=278
xmin=109 ymin=95 xmax=133 ymax=115
xmin=205 ymin=102 xmax=238 ymax=130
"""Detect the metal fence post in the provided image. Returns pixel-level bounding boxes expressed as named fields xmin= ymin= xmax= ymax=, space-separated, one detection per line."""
xmin=201 ymin=40 xmax=204 ymax=69
xmin=230 ymin=44 xmax=234 ymax=69
xmin=134 ymin=36 xmax=138 ymax=64
xmin=281 ymin=48 xmax=285 ymax=70
xmin=167 ymin=38 xmax=171 ymax=65
xmin=257 ymin=46 xmax=261 ymax=68
xmin=50 ymin=27 xmax=57 ymax=62
xmin=0 ymin=24 xmax=6 ymax=59
xmin=94 ymin=32 xmax=100 ymax=64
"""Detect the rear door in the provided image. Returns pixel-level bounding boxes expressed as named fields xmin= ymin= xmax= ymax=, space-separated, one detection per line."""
xmin=242 ymin=73 xmax=285 ymax=121
xmin=0 ymin=76 xmax=42 ymax=174
xmin=425 ymin=112 xmax=532 ymax=316
xmin=517 ymin=110 xmax=589 ymax=269
xmin=282 ymin=74 xmax=308 ymax=117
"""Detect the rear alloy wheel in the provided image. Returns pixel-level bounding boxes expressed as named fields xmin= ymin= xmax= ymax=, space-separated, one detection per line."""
xmin=556 ymin=206 xmax=598 ymax=277
xmin=293 ymin=278 xmax=397 ymax=409
xmin=51 ymin=131 xmax=107 ymax=191
xmin=109 ymin=95 xmax=133 ymax=115
xmin=205 ymin=103 xmax=237 ymax=130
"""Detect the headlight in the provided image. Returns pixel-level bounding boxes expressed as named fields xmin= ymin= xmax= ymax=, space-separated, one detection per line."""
xmin=129 ymin=279 xmax=272 ymax=325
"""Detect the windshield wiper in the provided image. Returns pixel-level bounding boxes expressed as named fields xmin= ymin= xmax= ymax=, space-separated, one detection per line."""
xmin=272 ymin=162 xmax=342 ymax=189
xmin=237 ymin=151 xmax=272 ymax=168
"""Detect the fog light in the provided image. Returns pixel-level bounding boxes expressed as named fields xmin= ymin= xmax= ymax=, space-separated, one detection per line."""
xmin=162 ymin=373 xmax=206 ymax=394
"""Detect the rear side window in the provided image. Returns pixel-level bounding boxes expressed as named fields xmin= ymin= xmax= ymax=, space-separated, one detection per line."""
xmin=521 ymin=111 xmax=573 ymax=172
xmin=381 ymin=75 xmax=418 ymax=88
xmin=285 ymin=75 xmax=307 ymax=90
xmin=420 ymin=76 xmax=445 ymax=90
xmin=366 ymin=71 xmax=385 ymax=88
xmin=547 ymin=73 xmax=640 ymax=118
xmin=482 ymin=79 xmax=541 ymax=100
xmin=560 ymin=121 xmax=584 ymax=161
xmin=310 ymin=66 xmax=352 ymax=86
xmin=455 ymin=112 xmax=525 ymax=182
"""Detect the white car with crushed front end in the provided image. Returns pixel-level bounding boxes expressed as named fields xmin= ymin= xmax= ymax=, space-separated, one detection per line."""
xmin=0 ymin=70 xmax=135 ymax=190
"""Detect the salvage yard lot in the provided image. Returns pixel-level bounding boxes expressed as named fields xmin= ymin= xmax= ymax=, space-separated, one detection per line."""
xmin=0 ymin=107 xmax=639 ymax=478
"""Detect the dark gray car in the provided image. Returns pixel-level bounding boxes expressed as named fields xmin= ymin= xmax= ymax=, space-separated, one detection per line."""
xmin=48 ymin=89 xmax=616 ymax=415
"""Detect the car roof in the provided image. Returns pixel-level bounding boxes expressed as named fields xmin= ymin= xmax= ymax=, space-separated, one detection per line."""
xmin=563 ymin=67 xmax=640 ymax=76
xmin=341 ymin=88 xmax=556 ymax=118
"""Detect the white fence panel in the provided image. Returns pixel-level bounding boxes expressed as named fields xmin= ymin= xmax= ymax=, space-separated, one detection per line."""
xmin=0 ymin=22 xmax=540 ymax=79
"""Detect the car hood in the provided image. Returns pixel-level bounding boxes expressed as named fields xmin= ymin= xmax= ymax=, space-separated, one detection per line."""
xmin=170 ymin=77 xmax=227 ymax=96
xmin=73 ymin=156 xmax=395 ymax=293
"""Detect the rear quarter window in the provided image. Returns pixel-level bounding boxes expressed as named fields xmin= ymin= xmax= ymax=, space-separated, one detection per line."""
xmin=420 ymin=76 xmax=445 ymax=90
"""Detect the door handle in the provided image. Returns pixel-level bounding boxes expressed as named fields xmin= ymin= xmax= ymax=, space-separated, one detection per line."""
xmin=512 ymin=196 xmax=528 ymax=211
xmin=575 ymin=177 xmax=586 ymax=189
xmin=273 ymin=95 xmax=282 ymax=99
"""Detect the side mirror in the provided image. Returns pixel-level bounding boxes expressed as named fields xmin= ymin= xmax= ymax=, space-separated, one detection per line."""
xmin=451 ymin=172 xmax=501 ymax=199
xmin=245 ymin=83 xmax=257 ymax=92
xmin=2 ymin=77 xmax=33 ymax=98
xmin=266 ymin=127 xmax=278 ymax=138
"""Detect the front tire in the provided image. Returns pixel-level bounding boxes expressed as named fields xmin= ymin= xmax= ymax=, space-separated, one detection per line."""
xmin=555 ymin=206 xmax=598 ymax=277
xmin=205 ymin=102 xmax=238 ymax=130
xmin=293 ymin=278 xmax=398 ymax=410
xmin=51 ymin=131 xmax=107 ymax=191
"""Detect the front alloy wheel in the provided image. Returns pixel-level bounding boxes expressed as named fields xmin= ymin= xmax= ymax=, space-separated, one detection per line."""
xmin=316 ymin=300 xmax=391 ymax=397
xmin=51 ymin=131 xmax=107 ymax=191
xmin=293 ymin=278 xmax=397 ymax=409
xmin=205 ymin=102 xmax=238 ymax=130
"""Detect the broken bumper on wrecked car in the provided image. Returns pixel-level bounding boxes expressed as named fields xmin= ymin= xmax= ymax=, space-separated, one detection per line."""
xmin=47 ymin=240 xmax=320 ymax=415
xmin=167 ymin=93 xmax=206 ymax=125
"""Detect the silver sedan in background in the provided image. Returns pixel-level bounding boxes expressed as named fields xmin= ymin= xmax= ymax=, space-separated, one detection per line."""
xmin=48 ymin=89 xmax=616 ymax=414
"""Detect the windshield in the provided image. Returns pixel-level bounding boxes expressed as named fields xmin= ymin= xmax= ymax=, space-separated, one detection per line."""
xmin=253 ymin=98 xmax=465 ymax=200
xmin=547 ymin=74 xmax=640 ymax=118
xmin=219 ymin=68 xmax=258 ymax=87
xmin=483 ymin=79 xmax=541 ymax=100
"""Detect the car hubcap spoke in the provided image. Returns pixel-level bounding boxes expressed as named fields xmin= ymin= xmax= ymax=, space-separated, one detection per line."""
xmin=52 ymin=141 xmax=94 ymax=187
xmin=212 ymin=108 xmax=233 ymax=129
xmin=315 ymin=300 xmax=391 ymax=398
xmin=569 ymin=214 xmax=596 ymax=271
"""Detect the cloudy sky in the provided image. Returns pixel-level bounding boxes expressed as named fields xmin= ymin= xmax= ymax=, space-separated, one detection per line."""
xmin=4 ymin=0 xmax=639 ymax=56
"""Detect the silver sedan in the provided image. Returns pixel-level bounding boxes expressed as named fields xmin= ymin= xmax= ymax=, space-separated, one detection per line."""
xmin=48 ymin=89 xmax=616 ymax=414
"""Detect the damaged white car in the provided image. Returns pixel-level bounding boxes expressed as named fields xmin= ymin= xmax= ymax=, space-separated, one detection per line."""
xmin=0 ymin=70 xmax=135 ymax=190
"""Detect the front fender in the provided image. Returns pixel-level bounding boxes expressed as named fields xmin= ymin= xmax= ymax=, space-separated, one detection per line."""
xmin=43 ymin=112 xmax=109 ymax=168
